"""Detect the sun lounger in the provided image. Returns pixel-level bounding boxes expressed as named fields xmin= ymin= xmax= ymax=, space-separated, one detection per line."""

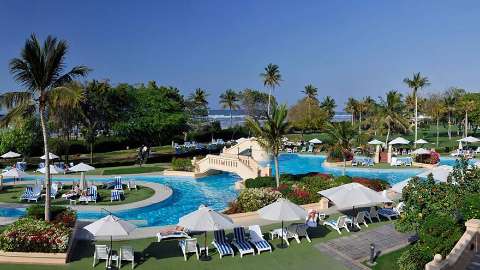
xmin=346 ymin=212 xmax=368 ymax=230
xmin=111 ymin=190 xmax=122 ymax=202
xmin=324 ymin=215 xmax=350 ymax=234
xmin=20 ymin=186 xmax=34 ymax=201
xmin=79 ymin=186 xmax=97 ymax=204
xmin=352 ymin=159 xmax=358 ymax=166
xmin=179 ymin=238 xmax=199 ymax=261
xmin=212 ymin=230 xmax=234 ymax=258
xmin=50 ymin=183 xmax=59 ymax=199
xmin=119 ymin=246 xmax=135 ymax=269
xmin=308 ymin=145 xmax=314 ymax=152
xmin=114 ymin=177 xmax=123 ymax=191
xmin=378 ymin=202 xmax=404 ymax=221
xmin=287 ymin=223 xmax=311 ymax=243
xmin=301 ymin=147 xmax=306 ymax=152
xmin=247 ymin=225 xmax=271 ymax=254
xmin=93 ymin=244 xmax=111 ymax=268
xmin=156 ymin=228 xmax=190 ymax=242
xmin=364 ymin=207 xmax=381 ymax=223
xmin=232 ymin=227 xmax=255 ymax=258
xmin=127 ymin=180 xmax=137 ymax=190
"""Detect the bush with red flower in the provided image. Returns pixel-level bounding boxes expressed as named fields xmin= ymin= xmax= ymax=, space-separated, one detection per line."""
xmin=414 ymin=151 xmax=440 ymax=165
xmin=352 ymin=177 xmax=390 ymax=192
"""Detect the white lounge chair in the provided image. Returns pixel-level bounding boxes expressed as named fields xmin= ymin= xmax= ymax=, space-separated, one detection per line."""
xmin=324 ymin=215 xmax=350 ymax=234
xmin=232 ymin=227 xmax=255 ymax=258
xmin=93 ymin=244 xmax=111 ymax=268
xmin=378 ymin=202 xmax=404 ymax=221
xmin=50 ymin=183 xmax=59 ymax=199
xmin=287 ymin=224 xmax=311 ymax=243
xmin=212 ymin=230 xmax=234 ymax=258
xmin=308 ymin=145 xmax=314 ymax=152
xmin=156 ymin=228 xmax=190 ymax=242
xmin=119 ymin=246 xmax=135 ymax=269
xmin=346 ymin=212 xmax=368 ymax=230
xmin=79 ymin=186 xmax=97 ymax=204
xmin=247 ymin=225 xmax=271 ymax=254
xmin=179 ymin=238 xmax=199 ymax=261
xmin=127 ymin=180 xmax=137 ymax=190
xmin=364 ymin=207 xmax=381 ymax=223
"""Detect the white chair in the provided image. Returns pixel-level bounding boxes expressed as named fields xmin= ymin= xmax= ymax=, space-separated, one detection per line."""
xmin=179 ymin=238 xmax=199 ymax=261
xmin=119 ymin=246 xmax=135 ymax=269
xmin=93 ymin=245 xmax=110 ymax=267
xmin=378 ymin=202 xmax=404 ymax=221
xmin=287 ymin=224 xmax=311 ymax=243
xmin=346 ymin=212 xmax=368 ymax=230
xmin=247 ymin=225 xmax=271 ymax=254
xmin=324 ymin=215 xmax=350 ymax=234
xmin=364 ymin=207 xmax=381 ymax=223
xmin=127 ymin=180 xmax=137 ymax=190
xmin=232 ymin=227 xmax=255 ymax=258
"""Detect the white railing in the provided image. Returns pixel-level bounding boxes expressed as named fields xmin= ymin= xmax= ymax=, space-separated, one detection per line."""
xmin=195 ymin=154 xmax=259 ymax=179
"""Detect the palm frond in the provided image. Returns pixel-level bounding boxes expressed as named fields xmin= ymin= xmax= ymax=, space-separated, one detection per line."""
xmin=0 ymin=92 xmax=34 ymax=110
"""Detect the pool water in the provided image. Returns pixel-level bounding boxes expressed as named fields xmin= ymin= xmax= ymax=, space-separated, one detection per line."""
xmin=1 ymin=154 xmax=473 ymax=227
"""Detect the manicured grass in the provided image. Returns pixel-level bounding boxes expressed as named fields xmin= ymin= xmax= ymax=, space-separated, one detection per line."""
xmin=0 ymin=185 xmax=155 ymax=206
xmin=367 ymin=245 xmax=410 ymax=270
xmin=0 ymin=220 xmax=394 ymax=270
xmin=102 ymin=165 xmax=165 ymax=175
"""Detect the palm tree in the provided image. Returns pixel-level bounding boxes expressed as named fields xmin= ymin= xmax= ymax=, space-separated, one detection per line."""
xmin=219 ymin=89 xmax=240 ymax=127
xmin=459 ymin=95 xmax=476 ymax=137
xmin=1 ymin=34 xmax=89 ymax=221
xmin=302 ymin=84 xmax=318 ymax=122
xmin=246 ymin=103 xmax=289 ymax=188
xmin=190 ymin=88 xmax=209 ymax=106
xmin=403 ymin=73 xmax=430 ymax=147
xmin=345 ymin=97 xmax=358 ymax=126
xmin=260 ymin=64 xmax=282 ymax=116
xmin=325 ymin=122 xmax=356 ymax=174
xmin=320 ymin=96 xmax=336 ymax=120
xmin=443 ymin=94 xmax=456 ymax=140
xmin=379 ymin=91 xmax=409 ymax=145
xmin=426 ymin=94 xmax=446 ymax=147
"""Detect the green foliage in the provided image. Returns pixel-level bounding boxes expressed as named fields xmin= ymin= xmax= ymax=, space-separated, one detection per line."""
xmin=236 ymin=188 xmax=282 ymax=212
xmin=26 ymin=205 xmax=72 ymax=221
xmin=171 ymin=158 xmax=193 ymax=172
xmin=397 ymin=244 xmax=432 ymax=270
xmin=0 ymin=118 xmax=41 ymax=157
xmin=335 ymin=175 xmax=352 ymax=184
xmin=418 ymin=215 xmax=463 ymax=257
xmin=460 ymin=193 xmax=480 ymax=221
xmin=245 ymin=177 xmax=276 ymax=188
xmin=239 ymin=89 xmax=273 ymax=120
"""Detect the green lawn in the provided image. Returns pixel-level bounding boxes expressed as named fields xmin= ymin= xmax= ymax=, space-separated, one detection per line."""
xmin=102 ymin=165 xmax=166 ymax=175
xmin=0 ymin=185 xmax=155 ymax=206
xmin=367 ymin=245 xmax=410 ymax=270
xmin=0 ymin=220 xmax=394 ymax=270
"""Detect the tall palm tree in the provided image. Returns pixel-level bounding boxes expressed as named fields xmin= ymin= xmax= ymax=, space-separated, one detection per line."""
xmin=459 ymin=95 xmax=476 ymax=137
xmin=345 ymin=97 xmax=358 ymax=126
xmin=379 ymin=91 xmax=409 ymax=145
xmin=246 ymin=103 xmax=289 ymax=188
xmin=260 ymin=64 xmax=282 ymax=116
xmin=190 ymin=88 xmax=209 ymax=106
xmin=426 ymin=94 xmax=446 ymax=147
xmin=320 ymin=96 xmax=336 ymax=120
xmin=443 ymin=94 xmax=456 ymax=140
xmin=325 ymin=122 xmax=356 ymax=174
xmin=302 ymin=84 xmax=318 ymax=122
xmin=403 ymin=72 xmax=430 ymax=147
xmin=1 ymin=34 xmax=89 ymax=221
xmin=219 ymin=89 xmax=240 ymax=127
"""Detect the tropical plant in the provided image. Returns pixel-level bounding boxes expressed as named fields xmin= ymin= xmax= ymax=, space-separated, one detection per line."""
xmin=403 ymin=72 xmax=430 ymax=147
xmin=260 ymin=63 xmax=282 ymax=116
xmin=0 ymin=34 xmax=89 ymax=221
xmin=459 ymin=93 xmax=478 ymax=137
xmin=320 ymin=96 xmax=336 ymax=120
xmin=379 ymin=91 xmax=409 ymax=145
xmin=443 ymin=88 xmax=465 ymax=139
xmin=219 ymin=89 xmax=240 ymax=127
xmin=345 ymin=97 xmax=358 ymax=126
xmin=239 ymin=88 xmax=272 ymax=120
xmin=246 ymin=103 xmax=289 ymax=187
xmin=425 ymin=94 xmax=446 ymax=146
xmin=302 ymin=84 xmax=318 ymax=122
xmin=325 ymin=122 xmax=356 ymax=173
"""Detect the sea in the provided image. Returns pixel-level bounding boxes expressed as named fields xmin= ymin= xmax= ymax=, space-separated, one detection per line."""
xmin=208 ymin=109 xmax=352 ymax=129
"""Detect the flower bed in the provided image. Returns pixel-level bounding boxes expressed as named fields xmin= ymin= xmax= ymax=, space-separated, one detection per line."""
xmin=414 ymin=151 xmax=440 ymax=165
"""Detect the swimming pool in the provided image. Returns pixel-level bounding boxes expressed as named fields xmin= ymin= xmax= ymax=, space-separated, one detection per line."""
xmin=0 ymin=154 xmax=470 ymax=227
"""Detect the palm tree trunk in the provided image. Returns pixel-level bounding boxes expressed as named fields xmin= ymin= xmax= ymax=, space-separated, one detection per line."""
xmin=351 ymin=112 xmax=355 ymax=126
xmin=358 ymin=111 xmax=362 ymax=134
xmin=436 ymin=118 xmax=440 ymax=147
xmin=267 ymin=87 xmax=273 ymax=116
xmin=274 ymin=155 xmax=280 ymax=188
xmin=229 ymin=107 xmax=233 ymax=128
xmin=342 ymin=156 xmax=346 ymax=176
xmin=414 ymin=94 xmax=418 ymax=148
xmin=90 ymin=143 xmax=94 ymax=164
xmin=465 ymin=111 xmax=468 ymax=137
xmin=447 ymin=112 xmax=452 ymax=140
xmin=39 ymin=107 xmax=51 ymax=222
xmin=385 ymin=124 xmax=391 ymax=146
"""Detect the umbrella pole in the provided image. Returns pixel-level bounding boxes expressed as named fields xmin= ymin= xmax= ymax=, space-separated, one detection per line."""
xmin=281 ymin=220 xmax=285 ymax=248
xmin=108 ymin=235 xmax=112 ymax=269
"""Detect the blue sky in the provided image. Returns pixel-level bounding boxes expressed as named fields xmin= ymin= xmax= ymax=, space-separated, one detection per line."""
xmin=1 ymin=0 xmax=479 ymax=109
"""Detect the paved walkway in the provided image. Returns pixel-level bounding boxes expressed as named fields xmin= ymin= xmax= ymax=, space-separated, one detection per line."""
xmin=316 ymin=224 xmax=414 ymax=270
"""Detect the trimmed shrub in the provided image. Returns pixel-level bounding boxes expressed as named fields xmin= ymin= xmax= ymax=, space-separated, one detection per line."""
xmin=352 ymin=177 xmax=390 ymax=191
xmin=236 ymin=188 xmax=282 ymax=212
xmin=460 ymin=193 xmax=480 ymax=221
xmin=327 ymin=148 xmax=353 ymax=163
xmin=245 ymin=176 xmax=276 ymax=188
xmin=397 ymin=244 xmax=432 ymax=270
xmin=418 ymin=215 xmax=463 ymax=257
xmin=334 ymin=175 xmax=353 ymax=184
xmin=171 ymin=157 xmax=193 ymax=171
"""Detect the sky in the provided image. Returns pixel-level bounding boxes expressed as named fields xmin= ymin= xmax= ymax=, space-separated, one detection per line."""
xmin=1 ymin=0 xmax=480 ymax=109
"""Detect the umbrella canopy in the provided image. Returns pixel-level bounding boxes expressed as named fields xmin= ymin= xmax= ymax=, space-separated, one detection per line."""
xmin=411 ymin=148 xmax=431 ymax=155
xmin=318 ymin=183 xmax=392 ymax=210
xmin=309 ymin=138 xmax=322 ymax=144
xmin=457 ymin=136 xmax=480 ymax=143
xmin=1 ymin=151 xmax=21 ymax=159
xmin=69 ymin=162 xmax=95 ymax=172
xmin=257 ymin=198 xmax=307 ymax=222
xmin=178 ymin=205 xmax=235 ymax=232
xmin=1 ymin=168 xmax=29 ymax=178
xmin=391 ymin=179 xmax=411 ymax=193
xmin=414 ymin=139 xmax=429 ymax=144
xmin=37 ymin=165 xmax=64 ymax=174
xmin=416 ymin=165 xmax=453 ymax=183
xmin=40 ymin=152 xmax=59 ymax=160
xmin=368 ymin=139 xmax=384 ymax=145
xmin=389 ymin=137 xmax=410 ymax=145
xmin=84 ymin=214 xmax=136 ymax=237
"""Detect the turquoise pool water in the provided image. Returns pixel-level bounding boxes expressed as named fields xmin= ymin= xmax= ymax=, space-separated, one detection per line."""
xmin=1 ymin=154 xmax=471 ymax=227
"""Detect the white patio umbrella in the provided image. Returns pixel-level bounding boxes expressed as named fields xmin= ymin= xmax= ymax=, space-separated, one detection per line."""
xmin=178 ymin=205 xmax=235 ymax=258
xmin=411 ymin=148 xmax=431 ymax=155
xmin=1 ymin=151 xmax=21 ymax=159
xmin=416 ymin=165 xmax=453 ymax=183
xmin=84 ymin=214 xmax=136 ymax=267
xmin=257 ymin=198 xmax=307 ymax=247
xmin=318 ymin=183 xmax=392 ymax=210
xmin=309 ymin=138 xmax=322 ymax=144
xmin=40 ymin=152 xmax=59 ymax=160
xmin=70 ymin=163 xmax=96 ymax=190
xmin=458 ymin=136 xmax=480 ymax=143
xmin=2 ymin=168 xmax=29 ymax=179
xmin=368 ymin=139 xmax=384 ymax=145
xmin=391 ymin=178 xmax=411 ymax=193
xmin=414 ymin=139 xmax=429 ymax=145
xmin=389 ymin=137 xmax=410 ymax=145
xmin=37 ymin=165 xmax=64 ymax=174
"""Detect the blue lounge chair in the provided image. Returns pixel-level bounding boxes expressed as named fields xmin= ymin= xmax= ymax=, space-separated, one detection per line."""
xmin=50 ymin=183 xmax=59 ymax=199
xmin=80 ymin=186 xmax=98 ymax=204
xmin=212 ymin=230 xmax=234 ymax=259
xmin=20 ymin=186 xmax=33 ymax=201
xmin=232 ymin=227 xmax=255 ymax=258
xmin=111 ymin=190 xmax=122 ymax=202
xmin=247 ymin=225 xmax=272 ymax=254
xmin=114 ymin=177 xmax=123 ymax=191
xmin=22 ymin=186 xmax=41 ymax=202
